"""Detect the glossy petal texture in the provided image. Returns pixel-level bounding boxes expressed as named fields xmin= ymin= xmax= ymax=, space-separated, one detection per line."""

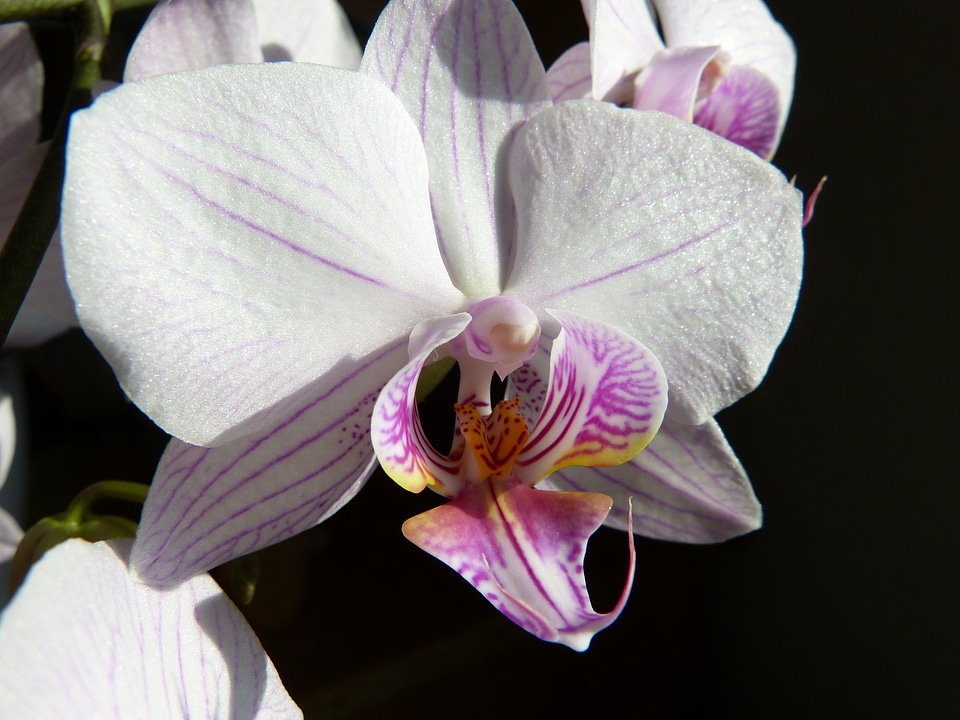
xmin=133 ymin=339 xmax=411 ymax=585
xmin=403 ymin=478 xmax=634 ymax=650
xmin=0 ymin=393 xmax=22 ymax=562
xmin=506 ymin=102 xmax=802 ymax=425
xmin=252 ymin=0 xmax=362 ymax=66
xmin=511 ymin=346 xmax=761 ymax=542
xmin=0 ymin=23 xmax=41 ymax=166
xmin=546 ymin=42 xmax=593 ymax=101
xmin=0 ymin=540 xmax=300 ymax=719
xmin=591 ymin=0 xmax=663 ymax=101
xmin=63 ymin=64 xmax=464 ymax=446
xmin=653 ymin=0 xmax=795 ymax=149
xmin=124 ymin=0 xmax=263 ymax=82
xmin=371 ymin=314 xmax=472 ymax=496
xmin=361 ymin=0 xmax=552 ymax=296
xmin=514 ymin=311 xmax=667 ymax=483
xmin=693 ymin=64 xmax=780 ymax=160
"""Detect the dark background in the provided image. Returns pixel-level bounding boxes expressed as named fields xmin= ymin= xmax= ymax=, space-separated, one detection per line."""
xmin=5 ymin=0 xmax=957 ymax=717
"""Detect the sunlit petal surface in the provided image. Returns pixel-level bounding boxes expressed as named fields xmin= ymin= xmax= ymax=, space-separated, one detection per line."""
xmin=506 ymin=102 xmax=802 ymax=425
xmin=253 ymin=0 xmax=361 ymax=66
xmin=0 ymin=540 xmax=301 ymax=719
xmin=361 ymin=0 xmax=551 ymax=296
xmin=546 ymin=42 xmax=594 ymax=101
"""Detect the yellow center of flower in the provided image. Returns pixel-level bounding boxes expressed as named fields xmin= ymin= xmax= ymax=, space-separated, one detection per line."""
xmin=454 ymin=397 xmax=529 ymax=483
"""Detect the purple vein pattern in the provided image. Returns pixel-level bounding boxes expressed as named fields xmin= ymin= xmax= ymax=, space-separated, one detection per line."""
xmin=360 ymin=0 xmax=552 ymax=296
xmin=0 ymin=540 xmax=299 ymax=719
xmin=506 ymin=101 xmax=802 ymax=425
xmin=62 ymin=63 xmax=464 ymax=447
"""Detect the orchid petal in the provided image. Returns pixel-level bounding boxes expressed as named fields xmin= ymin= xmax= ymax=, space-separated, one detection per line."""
xmin=0 ymin=23 xmax=41 ymax=166
xmin=0 ymin=393 xmax=22 ymax=562
xmin=252 ymin=0 xmax=361 ymax=67
xmin=0 ymin=539 xmax=300 ymax=719
xmin=361 ymin=0 xmax=552 ymax=297
xmin=653 ymin=0 xmax=795 ymax=148
xmin=549 ymin=416 xmax=760 ymax=542
xmin=546 ymin=42 xmax=594 ymax=101
xmin=133 ymin=339 xmax=412 ymax=585
xmin=591 ymin=0 xmax=664 ymax=101
xmin=506 ymin=102 xmax=802 ymax=424
xmin=371 ymin=314 xmax=471 ymax=496
xmin=403 ymin=477 xmax=634 ymax=650
xmin=124 ymin=0 xmax=263 ymax=82
xmin=632 ymin=45 xmax=724 ymax=121
xmin=693 ymin=64 xmax=780 ymax=159
xmin=63 ymin=64 xmax=464 ymax=447
xmin=514 ymin=310 xmax=667 ymax=483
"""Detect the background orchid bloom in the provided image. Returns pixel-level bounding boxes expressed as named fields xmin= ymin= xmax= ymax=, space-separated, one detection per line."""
xmin=547 ymin=0 xmax=796 ymax=159
xmin=0 ymin=23 xmax=78 ymax=347
xmin=125 ymin=0 xmax=362 ymax=81
xmin=0 ymin=539 xmax=300 ymax=719
xmin=0 ymin=392 xmax=24 ymax=562
xmin=60 ymin=0 xmax=801 ymax=646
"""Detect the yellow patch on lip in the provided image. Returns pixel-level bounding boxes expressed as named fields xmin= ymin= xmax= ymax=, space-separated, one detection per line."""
xmin=454 ymin=398 xmax=529 ymax=482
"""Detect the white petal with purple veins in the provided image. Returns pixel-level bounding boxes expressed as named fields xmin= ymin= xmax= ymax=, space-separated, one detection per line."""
xmin=63 ymin=64 xmax=465 ymax=447
xmin=546 ymin=42 xmax=594 ymax=101
xmin=0 ymin=539 xmax=301 ymax=719
xmin=252 ymin=0 xmax=362 ymax=67
xmin=124 ymin=0 xmax=264 ymax=81
xmin=134 ymin=339 xmax=413 ymax=585
xmin=506 ymin=102 xmax=802 ymax=425
xmin=361 ymin=0 xmax=552 ymax=297
xmin=591 ymin=0 xmax=664 ymax=101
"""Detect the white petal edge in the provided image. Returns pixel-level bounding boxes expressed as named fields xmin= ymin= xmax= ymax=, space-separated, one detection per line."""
xmin=252 ymin=0 xmax=361 ymax=67
xmin=0 ymin=539 xmax=301 ymax=719
xmin=505 ymin=102 xmax=802 ymax=424
xmin=63 ymin=63 xmax=464 ymax=446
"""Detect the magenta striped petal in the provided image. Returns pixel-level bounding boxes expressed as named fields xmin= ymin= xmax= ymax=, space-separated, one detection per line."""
xmin=360 ymin=0 xmax=552 ymax=297
xmin=132 ymin=339 xmax=411 ymax=585
xmin=514 ymin=310 xmax=667 ymax=483
xmin=124 ymin=0 xmax=263 ymax=82
xmin=694 ymin=64 xmax=781 ymax=160
xmin=0 ymin=540 xmax=300 ymax=719
xmin=63 ymin=64 xmax=465 ymax=447
xmin=506 ymin=102 xmax=802 ymax=425
xmin=403 ymin=477 xmax=635 ymax=650
xmin=370 ymin=314 xmax=471 ymax=496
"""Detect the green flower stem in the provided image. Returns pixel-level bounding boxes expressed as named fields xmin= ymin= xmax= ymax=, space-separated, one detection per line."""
xmin=62 ymin=480 xmax=150 ymax=527
xmin=0 ymin=0 xmax=85 ymax=23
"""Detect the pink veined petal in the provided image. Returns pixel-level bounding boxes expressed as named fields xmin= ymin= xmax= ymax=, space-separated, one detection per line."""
xmin=505 ymin=102 xmax=802 ymax=425
xmin=63 ymin=64 xmax=464 ymax=447
xmin=513 ymin=310 xmax=667 ymax=483
xmin=402 ymin=477 xmax=635 ymax=651
xmin=653 ymin=0 xmax=795 ymax=149
xmin=693 ymin=64 xmax=781 ymax=159
xmin=252 ymin=0 xmax=361 ymax=67
xmin=123 ymin=0 xmax=263 ymax=82
xmin=360 ymin=0 xmax=552 ymax=297
xmin=0 ymin=23 xmax=42 ymax=167
xmin=370 ymin=314 xmax=471 ymax=496
xmin=133 ymin=338 xmax=412 ymax=585
xmin=632 ymin=45 xmax=724 ymax=121
xmin=0 ymin=540 xmax=301 ymax=719
xmin=549 ymin=416 xmax=761 ymax=542
xmin=591 ymin=0 xmax=664 ymax=102
xmin=546 ymin=42 xmax=594 ymax=102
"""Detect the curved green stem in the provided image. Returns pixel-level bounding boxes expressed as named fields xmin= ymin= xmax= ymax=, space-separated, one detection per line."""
xmin=62 ymin=480 xmax=150 ymax=527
